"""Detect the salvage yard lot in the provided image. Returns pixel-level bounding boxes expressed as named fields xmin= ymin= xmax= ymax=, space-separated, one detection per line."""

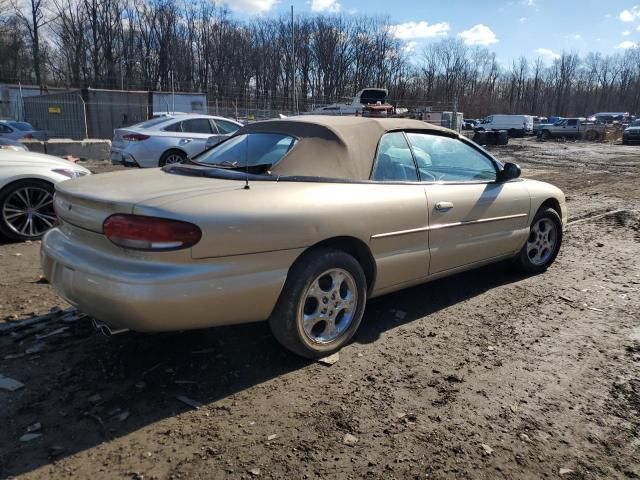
xmin=1 ymin=138 xmax=639 ymax=479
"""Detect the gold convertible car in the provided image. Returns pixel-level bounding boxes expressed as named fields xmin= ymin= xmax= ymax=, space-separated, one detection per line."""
xmin=42 ymin=116 xmax=566 ymax=358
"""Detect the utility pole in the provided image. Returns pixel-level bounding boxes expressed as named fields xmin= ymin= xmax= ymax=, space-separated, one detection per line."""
xmin=291 ymin=5 xmax=297 ymax=115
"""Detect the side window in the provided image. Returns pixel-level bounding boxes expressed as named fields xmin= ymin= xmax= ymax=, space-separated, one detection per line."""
xmin=0 ymin=124 xmax=12 ymax=133
xmin=214 ymin=119 xmax=240 ymax=135
xmin=567 ymin=119 xmax=578 ymax=126
xmin=163 ymin=121 xmax=182 ymax=132
xmin=180 ymin=118 xmax=213 ymax=134
xmin=371 ymin=132 xmax=418 ymax=182
xmin=406 ymin=133 xmax=496 ymax=182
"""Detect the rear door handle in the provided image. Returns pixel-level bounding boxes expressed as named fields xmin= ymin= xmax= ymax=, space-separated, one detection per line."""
xmin=435 ymin=201 xmax=454 ymax=211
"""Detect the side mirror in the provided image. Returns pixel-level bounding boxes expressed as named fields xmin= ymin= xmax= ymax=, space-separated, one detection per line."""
xmin=497 ymin=162 xmax=521 ymax=182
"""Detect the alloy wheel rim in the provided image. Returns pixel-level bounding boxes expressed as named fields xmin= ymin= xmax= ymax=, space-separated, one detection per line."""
xmin=2 ymin=186 xmax=56 ymax=237
xmin=526 ymin=218 xmax=557 ymax=266
xmin=165 ymin=154 xmax=184 ymax=164
xmin=298 ymin=268 xmax=358 ymax=344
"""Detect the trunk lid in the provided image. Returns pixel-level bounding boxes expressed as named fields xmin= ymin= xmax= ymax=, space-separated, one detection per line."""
xmin=55 ymin=168 xmax=245 ymax=232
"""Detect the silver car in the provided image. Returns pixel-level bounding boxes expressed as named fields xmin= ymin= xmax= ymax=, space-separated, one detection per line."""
xmin=0 ymin=120 xmax=47 ymax=141
xmin=111 ymin=114 xmax=242 ymax=167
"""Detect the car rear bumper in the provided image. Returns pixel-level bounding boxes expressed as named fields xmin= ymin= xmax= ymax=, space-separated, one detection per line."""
xmin=41 ymin=225 xmax=302 ymax=332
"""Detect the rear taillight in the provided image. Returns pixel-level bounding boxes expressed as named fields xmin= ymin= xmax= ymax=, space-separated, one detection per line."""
xmin=122 ymin=133 xmax=149 ymax=142
xmin=103 ymin=214 xmax=201 ymax=251
xmin=23 ymin=133 xmax=33 ymax=139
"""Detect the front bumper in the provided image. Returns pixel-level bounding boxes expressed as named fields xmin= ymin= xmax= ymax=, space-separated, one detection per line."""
xmin=41 ymin=225 xmax=302 ymax=332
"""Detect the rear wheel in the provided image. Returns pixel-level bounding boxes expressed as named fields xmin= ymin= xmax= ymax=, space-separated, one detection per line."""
xmin=541 ymin=130 xmax=551 ymax=140
xmin=159 ymin=150 xmax=186 ymax=167
xmin=269 ymin=248 xmax=367 ymax=358
xmin=515 ymin=208 xmax=562 ymax=273
xmin=0 ymin=180 xmax=56 ymax=241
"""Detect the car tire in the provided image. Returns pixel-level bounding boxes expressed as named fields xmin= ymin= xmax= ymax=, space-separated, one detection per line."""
xmin=515 ymin=207 xmax=563 ymax=274
xmin=0 ymin=179 xmax=56 ymax=242
xmin=541 ymin=130 xmax=551 ymax=140
xmin=159 ymin=150 xmax=186 ymax=167
xmin=268 ymin=248 xmax=367 ymax=359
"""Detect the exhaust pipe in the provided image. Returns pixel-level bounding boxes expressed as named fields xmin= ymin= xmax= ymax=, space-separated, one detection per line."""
xmin=92 ymin=319 xmax=129 ymax=337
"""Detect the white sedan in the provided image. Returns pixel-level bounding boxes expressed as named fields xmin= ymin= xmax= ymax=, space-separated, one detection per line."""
xmin=111 ymin=114 xmax=242 ymax=168
xmin=0 ymin=150 xmax=90 ymax=241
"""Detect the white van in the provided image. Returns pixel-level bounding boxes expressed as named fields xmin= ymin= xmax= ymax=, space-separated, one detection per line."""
xmin=476 ymin=115 xmax=534 ymax=136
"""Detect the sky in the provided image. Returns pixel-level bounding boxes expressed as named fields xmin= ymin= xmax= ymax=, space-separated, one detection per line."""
xmin=218 ymin=0 xmax=640 ymax=65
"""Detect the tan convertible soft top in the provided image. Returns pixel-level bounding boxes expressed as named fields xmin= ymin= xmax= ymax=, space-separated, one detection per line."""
xmin=239 ymin=115 xmax=457 ymax=180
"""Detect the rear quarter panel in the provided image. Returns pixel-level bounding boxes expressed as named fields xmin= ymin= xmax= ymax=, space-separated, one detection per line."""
xmin=135 ymin=181 xmax=431 ymax=292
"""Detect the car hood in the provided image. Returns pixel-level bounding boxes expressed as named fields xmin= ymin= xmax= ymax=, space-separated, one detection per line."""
xmin=0 ymin=150 xmax=90 ymax=171
xmin=624 ymin=126 xmax=640 ymax=132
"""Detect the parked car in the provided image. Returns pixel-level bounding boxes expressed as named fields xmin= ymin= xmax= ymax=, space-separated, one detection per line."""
xmin=111 ymin=114 xmax=243 ymax=168
xmin=587 ymin=112 xmax=629 ymax=124
xmin=538 ymin=118 xmax=587 ymax=139
xmin=42 ymin=116 xmax=566 ymax=358
xmin=0 ymin=138 xmax=29 ymax=152
xmin=462 ymin=119 xmax=477 ymax=130
xmin=623 ymin=119 xmax=640 ymax=145
xmin=475 ymin=115 xmax=534 ymax=137
xmin=0 ymin=150 xmax=90 ymax=241
xmin=532 ymin=116 xmax=548 ymax=134
xmin=0 ymin=120 xmax=47 ymax=141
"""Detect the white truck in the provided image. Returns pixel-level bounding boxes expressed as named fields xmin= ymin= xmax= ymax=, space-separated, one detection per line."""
xmin=475 ymin=114 xmax=534 ymax=137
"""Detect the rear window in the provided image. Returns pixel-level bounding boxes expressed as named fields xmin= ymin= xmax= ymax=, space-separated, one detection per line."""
xmin=133 ymin=117 xmax=173 ymax=129
xmin=9 ymin=122 xmax=33 ymax=131
xmin=214 ymin=119 xmax=240 ymax=134
xmin=195 ymin=133 xmax=297 ymax=168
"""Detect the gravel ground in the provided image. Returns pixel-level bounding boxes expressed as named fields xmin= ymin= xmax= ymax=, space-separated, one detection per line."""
xmin=0 ymin=138 xmax=639 ymax=479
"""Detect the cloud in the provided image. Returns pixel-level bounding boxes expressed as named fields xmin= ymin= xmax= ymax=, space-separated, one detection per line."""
xmin=535 ymin=48 xmax=561 ymax=60
xmin=309 ymin=0 xmax=340 ymax=12
xmin=574 ymin=34 xmax=582 ymax=39
xmin=615 ymin=40 xmax=638 ymax=49
xmin=402 ymin=41 xmax=418 ymax=55
xmin=527 ymin=0 xmax=535 ymax=6
xmin=457 ymin=24 xmax=498 ymax=45
xmin=389 ymin=21 xmax=450 ymax=39
xmin=519 ymin=17 xmax=526 ymax=23
xmin=623 ymin=30 xmax=631 ymax=36
xmin=619 ymin=6 xmax=640 ymax=22
xmin=223 ymin=0 xmax=278 ymax=13
xmin=605 ymin=13 xmax=612 ymax=18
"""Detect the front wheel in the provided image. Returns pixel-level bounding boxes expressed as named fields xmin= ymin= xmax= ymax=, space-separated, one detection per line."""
xmin=269 ymin=248 xmax=367 ymax=358
xmin=515 ymin=208 xmax=562 ymax=273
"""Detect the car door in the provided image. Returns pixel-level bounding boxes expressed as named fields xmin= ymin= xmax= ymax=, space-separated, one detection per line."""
xmin=566 ymin=119 xmax=579 ymax=137
xmin=405 ymin=132 xmax=530 ymax=275
xmin=367 ymin=131 xmax=430 ymax=290
xmin=177 ymin=118 xmax=215 ymax=157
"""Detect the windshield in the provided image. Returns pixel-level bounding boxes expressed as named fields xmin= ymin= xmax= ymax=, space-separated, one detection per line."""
xmin=195 ymin=133 xmax=298 ymax=170
xmin=8 ymin=121 xmax=33 ymax=131
xmin=631 ymin=120 xmax=640 ymax=127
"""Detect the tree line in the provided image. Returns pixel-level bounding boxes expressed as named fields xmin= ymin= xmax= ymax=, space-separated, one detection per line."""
xmin=1 ymin=0 xmax=639 ymax=117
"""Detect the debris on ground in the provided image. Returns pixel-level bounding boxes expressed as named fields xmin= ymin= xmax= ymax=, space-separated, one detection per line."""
xmin=317 ymin=352 xmax=339 ymax=366
xmin=559 ymin=468 xmax=575 ymax=475
xmin=175 ymin=395 xmax=203 ymax=410
xmin=0 ymin=374 xmax=24 ymax=391
xmin=19 ymin=433 xmax=42 ymax=442
xmin=481 ymin=444 xmax=494 ymax=455
xmin=343 ymin=433 xmax=359 ymax=446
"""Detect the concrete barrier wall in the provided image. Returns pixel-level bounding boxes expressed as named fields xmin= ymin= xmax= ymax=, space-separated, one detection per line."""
xmin=21 ymin=139 xmax=111 ymax=161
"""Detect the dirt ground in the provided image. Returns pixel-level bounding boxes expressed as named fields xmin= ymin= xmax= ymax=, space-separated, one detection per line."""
xmin=1 ymin=137 xmax=639 ymax=480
